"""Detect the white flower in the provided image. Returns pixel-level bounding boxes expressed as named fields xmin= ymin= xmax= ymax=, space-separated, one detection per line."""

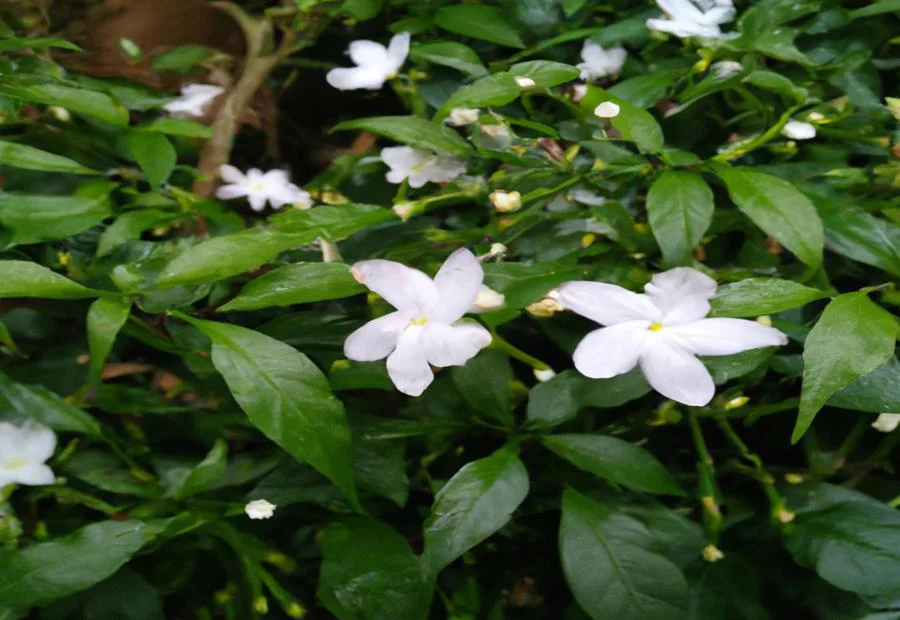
xmin=381 ymin=146 xmax=466 ymax=188
xmin=711 ymin=60 xmax=743 ymax=78
xmin=245 ymin=499 xmax=277 ymax=519
xmin=470 ymin=285 xmax=506 ymax=312
xmin=344 ymin=249 xmax=492 ymax=396
xmin=550 ymin=267 xmax=788 ymax=406
xmin=515 ymin=76 xmax=536 ymax=88
xmin=646 ymin=0 xmax=736 ymax=39
xmin=445 ymin=107 xmax=480 ymax=127
xmin=163 ymin=84 xmax=224 ymax=118
xmin=0 ymin=421 xmax=56 ymax=488
xmin=490 ymin=190 xmax=522 ymax=213
xmin=571 ymin=83 xmax=589 ymax=102
xmin=215 ymin=165 xmax=312 ymax=212
xmin=534 ymin=368 xmax=556 ymax=382
xmin=577 ymin=41 xmax=627 ymax=81
xmin=872 ymin=413 xmax=900 ymax=433
xmin=781 ymin=120 xmax=816 ymax=140
xmin=326 ymin=32 xmax=410 ymax=91
xmin=594 ymin=101 xmax=621 ymax=118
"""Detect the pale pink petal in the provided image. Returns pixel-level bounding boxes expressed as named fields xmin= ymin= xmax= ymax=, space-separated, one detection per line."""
xmin=351 ymin=259 xmax=438 ymax=312
xmin=386 ymin=326 xmax=433 ymax=396
xmin=553 ymin=281 xmax=660 ymax=325
xmin=572 ymin=321 xmax=649 ymax=379
xmin=422 ymin=322 xmax=491 ymax=368
xmin=344 ymin=311 xmax=409 ymax=361
xmin=639 ymin=340 xmax=715 ymax=406
xmin=431 ymin=248 xmax=484 ymax=323
xmin=666 ymin=318 xmax=788 ymax=356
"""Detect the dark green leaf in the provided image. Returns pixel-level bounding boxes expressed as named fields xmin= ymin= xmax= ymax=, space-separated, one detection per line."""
xmin=608 ymin=71 xmax=681 ymax=108
xmin=450 ymin=350 xmax=513 ymax=425
xmin=483 ymin=262 xmax=581 ymax=309
xmin=96 ymin=209 xmax=174 ymax=257
xmin=434 ymin=5 xmax=525 ymax=48
xmin=0 ymin=261 xmax=101 ymax=299
xmin=86 ymin=297 xmax=131 ymax=383
xmin=83 ymin=568 xmax=164 ymax=620
xmin=850 ymin=0 xmax=900 ymax=18
xmin=828 ymin=357 xmax=900 ymax=413
xmin=135 ymin=117 xmax=214 ymax=138
xmin=0 ymin=193 xmax=111 ymax=246
xmin=509 ymin=60 xmax=580 ymax=87
xmin=219 ymin=262 xmax=364 ymax=312
xmin=580 ymin=85 xmax=665 ymax=153
xmin=125 ymin=131 xmax=177 ymax=189
xmin=172 ymin=439 xmax=228 ymax=499
xmin=353 ymin=436 xmax=409 ymax=507
xmin=0 ymin=140 xmax=96 ymax=174
xmin=410 ymin=42 xmax=487 ymax=77
xmin=332 ymin=116 xmax=473 ymax=155
xmin=646 ymin=171 xmax=714 ymax=266
xmin=0 ymin=80 xmax=128 ymax=125
xmin=710 ymin=278 xmax=830 ymax=317
xmin=0 ymin=37 xmax=81 ymax=52
xmin=819 ymin=204 xmax=900 ymax=277
xmin=438 ymin=73 xmax=521 ymax=116
xmin=0 ymin=370 xmax=101 ymax=435
xmin=526 ymin=371 xmax=582 ymax=429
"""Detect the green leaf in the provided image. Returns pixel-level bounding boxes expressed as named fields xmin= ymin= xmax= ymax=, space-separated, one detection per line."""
xmin=793 ymin=292 xmax=898 ymax=442
xmin=483 ymin=262 xmax=581 ymax=309
xmin=96 ymin=209 xmax=174 ymax=257
xmin=526 ymin=371 xmax=582 ymax=429
xmin=712 ymin=165 xmax=824 ymax=267
xmin=353 ymin=436 xmax=409 ymax=507
xmin=87 ymin=297 xmax=131 ymax=383
xmin=82 ymin=568 xmax=164 ymax=620
xmin=0 ymin=140 xmax=96 ymax=174
xmin=0 ymin=260 xmax=102 ymax=299
xmin=125 ymin=131 xmax=177 ymax=189
xmin=743 ymin=70 xmax=807 ymax=102
xmin=409 ymin=41 xmax=487 ymax=77
xmin=562 ymin=0 xmax=589 ymax=17
xmin=0 ymin=370 xmax=101 ymax=435
xmin=580 ymin=85 xmax=665 ymax=153
xmin=434 ymin=5 xmax=525 ymax=48
xmin=0 ymin=521 xmax=148 ymax=611
xmin=828 ymin=357 xmax=900 ymax=413
xmin=450 ymin=350 xmax=513 ymax=425
xmin=424 ymin=445 xmax=529 ymax=575
xmin=542 ymin=434 xmax=684 ymax=496
xmin=509 ymin=60 xmax=580 ymax=87
xmin=819 ymin=204 xmax=900 ymax=277
xmin=135 ymin=117 xmax=214 ymax=138
xmin=342 ymin=0 xmax=382 ymax=21
xmin=0 ymin=37 xmax=81 ymax=52
xmin=332 ymin=116 xmax=473 ymax=155
xmin=318 ymin=518 xmax=433 ymax=620
xmin=158 ymin=204 xmax=394 ymax=288
xmin=437 ymin=73 xmax=521 ymax=117
xmin=710 ymin=278 xmax=830 ymax=317
xmin=172 ymin=439 xmax=228 ymax=499
xmin=0 ymin=80 xmax=128 ymax=125
xmin=782 ymin=483 xmax=900 ymax=603
xmin=608 ymin=71 xmax=681 ymax=108
xmin=685 ymin=556 xmax=769 ymax=620
xmin=0 ymin=193 xmax=111 ymax=246
xmin=850 ymin=0 xmax=900 ymax=18
xmin=646 ymin=171 xmax=715 ymax=266
xmin=183 ymin=317 xmax=360 ymax=510
xmin=219 ymin=262 xmax=364 ymax=312
xmin=560 ymin=488 xmax=689 ymax=620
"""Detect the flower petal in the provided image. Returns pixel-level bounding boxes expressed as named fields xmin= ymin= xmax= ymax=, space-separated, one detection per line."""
xmin=248 ymin=193 xmax=268 ymax=212
xmin=387 ymin=32 xmax=411 ymax=72
xmin=326 ymin=67 xmax=387 ymax=91
xmin=423 ymin=322 xmax=492 ymax=368
xmin=639 ymin=340 xmax=715 ymax=406
xmin=645 ymin=267 xmax=717 ymax=325
xmin=431 ymin=248 xmax=484 ymax=323
xmin=351 ymin=259 xmax=438 ymax=312
xmin=11 ymin=464 xmax=55 ymax=486
xmin=572 ymin=322 xmax=648 ymax=379
xmin=666 ymin=318 xmax=788 ymax=356
xmin=344 ymin=311 xmax=408 ymax=361
xmin=348 ymin=40 xmax=389 ymax=68
xmin=219 ymin=164 xmax=245 ymax=184
xmin=386 ymin=326 xmax=433 ymax=396
xmin=553 ymin=281 xmax=660 ymax=325
xmin=216 ymin=184 xmax=249 ymax=201
xmin=0 ymin=422 xmax=20 ymax=458
xmin=21 ymin=422 xmax=57 ymax=462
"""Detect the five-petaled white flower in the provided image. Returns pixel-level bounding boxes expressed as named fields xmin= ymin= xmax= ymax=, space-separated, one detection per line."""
xmin=344 ymin=249 xmax=492 ymax=396
xmin=872 ymin=413 xmax=900 ymax=433
xmin=326 ymin=32 xmax=410 ymax=91
xmin=381 ymin=146 xmax=466 ymax=188
xmin=0 ymin=421 xmax=56 ymax=488
xmin=781 ymin=120 xmax=816 ymax=140
xmin=550 ymin=267 xmax=787 ymax=406
xmin=245 ymin=499 xmax=277 ymax=519
xmin=577 ymin=41 xmax=628 ymax=81
xmin=646 ymin=0 xmax=736 ymax=40
xmin=216 ymin=165 xmax=312 ymax=212
xmin=163 ymin=84 xmax=224 ymax=118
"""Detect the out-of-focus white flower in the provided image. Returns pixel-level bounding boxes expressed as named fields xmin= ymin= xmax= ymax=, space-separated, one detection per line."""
xmin=550 ymin=267 xmax=788 ymax=406
xmin=781 ymin=120 xmax=816 ymax=140
xmin=326 ymin=32 xmax=410 ymax=91
xmin=445 ymin=107 xmax=480 ymax=127
xmin=534 ymin=368 xmax=556 ymax=382
xmin=216 ymin=165 xmax=312 ymax=212
xmin=245 ymin=499 xmax=277 ymax=519
xmin=808 ymin=112 xmax=825 ymax=122
xmin=469 ymin=285 xmax=506 ymax=313
xmin=381 ymin=146 xmax=466 ymax=188
xmin=569 ymin=188 xmax=607 ymax=206
xmin=571 ymin=83 xmax=589 ymax=102
xmin=490 ymin=190 xmax=522 ymax=213
xmin=577 ymin=41 xmax=627 ymax=81
xmin=711 ymin=60 xmax=743 ymax=78
xmin=646 ymin=0 xmax=736 ymax=39
xmin=163 ymin=84 xmax=224 ymax=118
xmin=0 ymin=421 xmax=56 ymax=488
xmin=344 ymin=249 xmax=492 ymax=396
xmin=594 ymin=101 xmax=621 ymax=118
xmin=872 ymin=413 xmax=900 ymax=433
xmin=515 ymin=76 xmax=536 ymax=88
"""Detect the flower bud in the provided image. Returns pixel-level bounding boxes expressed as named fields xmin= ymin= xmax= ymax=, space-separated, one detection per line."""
xmin=872 ymin=413 xmax=900 ymax=433
xmin=469 ymin=286 xmax=506 ymax=313
xmin=594 ymin=101 xmax=621 ymax=118
xmin=702 ymin=544 xmax=725 ymax=563
xmin=392 ymin=201 xmax=416 ymax=221
xmin=245 ymin=499 xmax=277 ymax=520
xmin=445 ymin=107 xmax=480 ymax=127
xmin=533 ymin=368 xmax=556 ymax=382
xmin=515 ymin=76 xmax=536 ymax=88
xmin=490 ymin=190 xmax=522 ymax=213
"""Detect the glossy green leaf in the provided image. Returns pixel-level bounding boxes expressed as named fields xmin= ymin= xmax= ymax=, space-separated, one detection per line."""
xmin=608 ymin=71 xmax=681 ymax=108
xmin=0 ymin=37 xmax=81 ymax=52
xmin=0 ymin=80 xmax=128 ymax=125
xmin=424 ymin=445 xmax=529 ymax=575
xmin=434 ymin=5 xmax=525 ymax=48
xmin=172 ymin=439 xmax=228 ymax=499
xmin=437 ymin=73 xmax=521 ymax=117
xmin=0 ymin=140 xmax=96 ymax=174
xmin=850 ymin=0 xmax=900 ymax=17
xmin=125 ymin=131 xmax=177 ymax=189
xmin=819 ymin=205 xmax=900 ymax=277
xmin=86 ymin=297 xmax=131 ymax=383
xmin=0 ymin=260 xmax=102 ymax=299
xmin=580 ymin=85 xmax=665 ymax=153
xmin=135 ymin=117 xmax=214 ymax=138
xmin=0 ymin=193 xmax=111 ymax=246
xmin=543 ymin=434 xmax=684 ymax=495
xmin=450 ymin=350 xmax=513 ymax=425
xmin=219 ymin=262 xmax=364 ymax=312
xmin=96 ymin=209 xmax=174 ymax=257
xmin=526 ymin=371 xmax=583 ymax=429
xmin=710 ymin=278 xmax=830 ymax=317
xmin=483 ymin=262 xmax=581 ymax=309
xmin=183 ymin=317 xmax=360 ymax=510
xmin=712 ymin=165 xmax=824 ymax=267
xmin=332 ymin=115 xmax=473 ymax=155
xmin=646 ymin=170 xmax=715 ymax=266
xmin=560 ymin=488 xmax=689 ymax=620
xmin=509 ymin=60 xmax=580 ymax=87
xmin=0 ymin=370 xmax=101 ymax=435
xmin=685 ymin=556 xmax=769 ymax=620
xmin=82 ymin=568 xmax=165 ymax=620
xmin=828 ymin=357 xmax=900 ymax=413
xmin=410 ymin=41 xmax=487 ymax=77
xmin=793 ymin=292 xmax=898 ymax=442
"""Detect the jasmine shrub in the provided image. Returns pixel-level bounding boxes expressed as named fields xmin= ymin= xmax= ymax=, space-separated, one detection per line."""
xmin=0 ymin=1 xmax=899 ymax=618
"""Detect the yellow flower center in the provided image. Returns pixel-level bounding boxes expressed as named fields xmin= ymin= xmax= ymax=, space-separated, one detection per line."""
xmin=5 ymin=457 xmax=28 ymax=470
xmin=250 ymin=182 xmax=266 ymax=191
xmin=649 ymin=322 xmax=664 ymax=332
xmin=410 ymin=316 xmax=428 ymax=326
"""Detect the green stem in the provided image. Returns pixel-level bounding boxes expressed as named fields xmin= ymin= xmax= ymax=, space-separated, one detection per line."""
xmin=688 ymin=411 xmax=723 ymax=543
xmin=710 ymin=104 xmax=803 ymax=163
xmin=489 ymin=331 xmax=550 ymax=371
xmin=835 ymin=416 xmax=870 ymax=461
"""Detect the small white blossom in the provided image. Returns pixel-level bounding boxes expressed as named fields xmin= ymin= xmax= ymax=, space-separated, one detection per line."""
xmin=490 ymin=190 xmax=522 ymax=213
xmin=216 ymin=165 xmax=312 ymax=212
xmin=577 ymin=41 xmax=628 ymax=81
xmin=326 ymin=32 xmax=410 ymax=91
xmin=470 ymin=285 xmax=506 ymax=313
xmin=0 ymin=421 xmax=56 ymax=488
xmin=646 ymin=0 xmax=736 ymax=40
xmin=245 ymin=499 xmax=277 ymax=519
xmin=872 ymin=413 xmax=900 ymax=433
xmin=381 ymin=146 xmax=466 ymax=188
xmin=594 ymin=101 xmax=621 ymax=118
xmin=534 ymin=368 xmax=557 ymax=382
xmin=344 ymin=249 xmax=492 ymax=396
xmin=571 ymin=83 xmax=589 ymax=102
xmin=488 ymin=242 xmax=508 ymax=258
xmin=445 ymin=107 xmax=480 ymax=127
xmin=515 ymin=76 xmax=536 ymax=88
xmin=551 ymin=267 xmax=787 ymax=406
xmin=711 ymin=60 xmax=743 ymax=78
xmin=163 ymin=84 xmax=224 ymax=118
xmin=781 ymin=120 xmax=816 ymax=140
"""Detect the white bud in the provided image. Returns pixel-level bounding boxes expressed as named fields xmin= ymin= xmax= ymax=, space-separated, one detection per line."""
xmin=489 ymin=242 xmax=508 ymax=257
xmin=515 ymin=76 xmax=536 ymax=88
xmin=872 ymin=413 xmax=900 ymax=433
xmin=490 ymin=190 xmax=522 ymax=213
xmin=470 ymin=286 xmax=506 ymax=313
xmin=445 ymin=107 xmax=480 ymax=127
xmin=594 ymin=101 xmax=620 ymax=118
xmin=807 ymin=112 xmax=825 ymax=122
xmin=571 ymin=83 xmax=588 ymax=103
xmin=781 ymin=120 xmax=816 ymax=140
xmin=534 ymin=368 xmax=556 ymax=382
xmin=245 ymin=499 xmax=277 ymax=520
xmin=392 ymin=201 xmax=416 ymax=221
